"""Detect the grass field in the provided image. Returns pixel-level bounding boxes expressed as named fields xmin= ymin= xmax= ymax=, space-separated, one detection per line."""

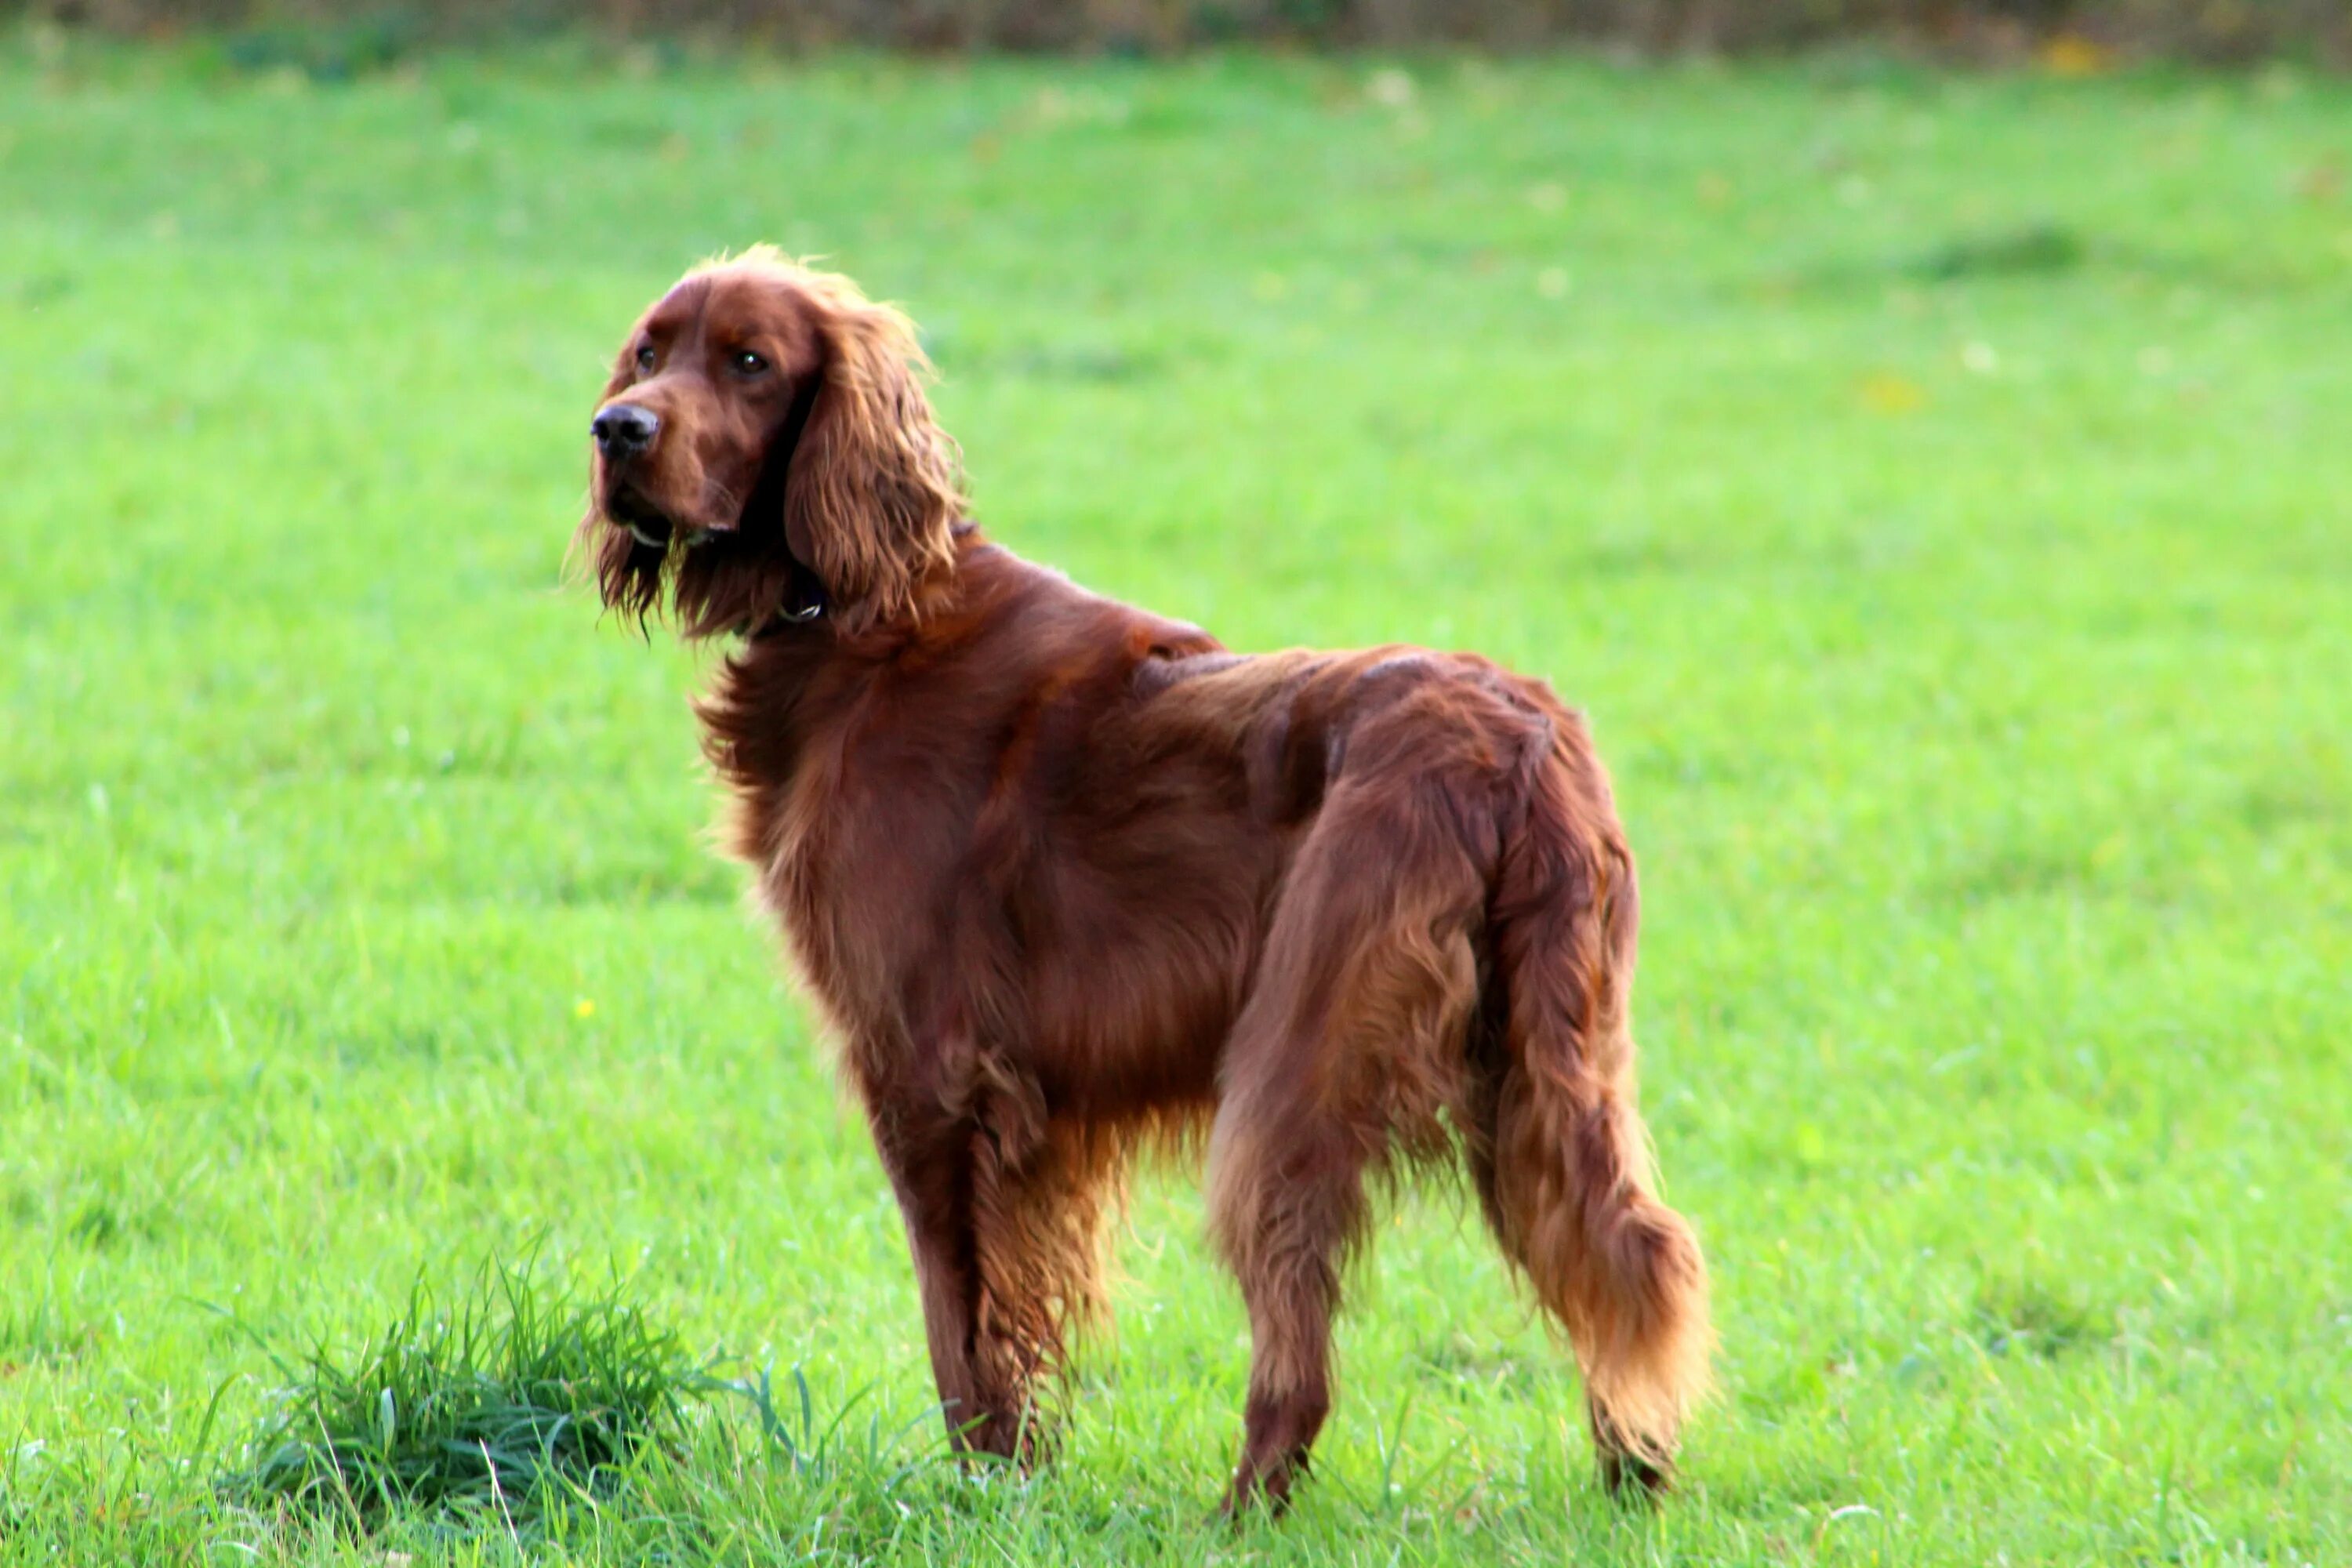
xmin=5 ymin=26 xmax=2350 ymax=1565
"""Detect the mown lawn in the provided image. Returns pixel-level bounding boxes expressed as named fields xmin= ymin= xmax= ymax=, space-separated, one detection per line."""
xmin=3 ymin=27 xmax=2349 ymax=1566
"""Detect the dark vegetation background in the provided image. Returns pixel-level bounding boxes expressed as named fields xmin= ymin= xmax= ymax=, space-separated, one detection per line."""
xmin=16 ymin=0 xmax=2352 ymax=64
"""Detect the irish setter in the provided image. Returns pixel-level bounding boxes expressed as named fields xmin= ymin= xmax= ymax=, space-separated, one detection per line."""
xmin=575 ymin=249 xmax=1711 ymax=1512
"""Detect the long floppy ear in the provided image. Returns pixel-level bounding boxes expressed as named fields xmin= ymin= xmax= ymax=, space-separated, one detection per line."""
xmin=784 ymin=281 xmax=964 ymax=635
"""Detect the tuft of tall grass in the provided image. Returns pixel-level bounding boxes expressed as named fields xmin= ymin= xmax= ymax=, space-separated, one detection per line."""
xmin=219 ymin=1254 xmax=701 ymax=1528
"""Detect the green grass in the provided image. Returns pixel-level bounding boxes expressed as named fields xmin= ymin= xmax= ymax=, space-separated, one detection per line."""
xmin=218 ymin=1253 xmax=699 ymax=1526
xmin=5 ymin=27 xmax=2350 ymax=1566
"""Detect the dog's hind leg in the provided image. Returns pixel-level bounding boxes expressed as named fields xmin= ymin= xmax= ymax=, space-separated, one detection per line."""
xmin=1207 ymin=764 xmax=1490 ymax=1515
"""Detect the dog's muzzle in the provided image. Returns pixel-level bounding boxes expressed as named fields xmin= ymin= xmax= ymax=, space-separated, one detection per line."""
xmin=592 ymin=402 xmax=660 ymax=459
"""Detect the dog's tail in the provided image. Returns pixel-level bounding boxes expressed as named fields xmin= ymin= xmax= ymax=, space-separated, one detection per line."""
xmin=1482 ymin=720 xmax=1711 ymax=1485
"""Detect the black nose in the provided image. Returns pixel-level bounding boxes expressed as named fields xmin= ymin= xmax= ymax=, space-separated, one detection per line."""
xmin=592 ymin=403 xmax=659 ymax=458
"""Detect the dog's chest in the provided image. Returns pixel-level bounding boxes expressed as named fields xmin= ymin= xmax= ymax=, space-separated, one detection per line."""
xmin=743 ymin=709 xmax=998 ymax=1029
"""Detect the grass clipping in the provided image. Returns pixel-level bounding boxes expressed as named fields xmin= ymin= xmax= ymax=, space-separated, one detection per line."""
xmin=222 ymin=1256 xmax=699 ymax=1526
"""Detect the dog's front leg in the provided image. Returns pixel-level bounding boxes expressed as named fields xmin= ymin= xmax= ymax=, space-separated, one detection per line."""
xmin=869 ymin=1111 xmax=1005 ymax=1458
xmin=865 ymin=1020 xmax=1104 ymax=1469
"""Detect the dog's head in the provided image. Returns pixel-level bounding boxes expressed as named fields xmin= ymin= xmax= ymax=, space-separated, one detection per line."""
xmin=576 ymin=249 xmax=963 ymax=637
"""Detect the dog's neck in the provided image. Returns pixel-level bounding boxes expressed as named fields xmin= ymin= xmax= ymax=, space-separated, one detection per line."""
xmin=747 ymin=520 xmax=989 ymax=644
xmin=755 ymin=565 xmax=828 ymax=635
xmin=700 ymin=528 xmax=1034 ymax=809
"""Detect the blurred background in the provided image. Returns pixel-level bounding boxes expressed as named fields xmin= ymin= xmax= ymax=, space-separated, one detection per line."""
xmin=2 ymin=4 xmax=2347 ymax=1563
xmin=20 ymin=0 xmax=2352 ymax=62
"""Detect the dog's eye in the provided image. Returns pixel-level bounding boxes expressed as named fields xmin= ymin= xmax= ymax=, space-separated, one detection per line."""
xmin=731 ymin=350 xmax=769 ymax=376
xmin=633 ymin=344 xmax=656 ymax=373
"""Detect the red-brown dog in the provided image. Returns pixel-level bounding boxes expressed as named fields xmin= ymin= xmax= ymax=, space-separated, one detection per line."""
xmin=577 ymin=249 xmax=1710 ymax=1512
